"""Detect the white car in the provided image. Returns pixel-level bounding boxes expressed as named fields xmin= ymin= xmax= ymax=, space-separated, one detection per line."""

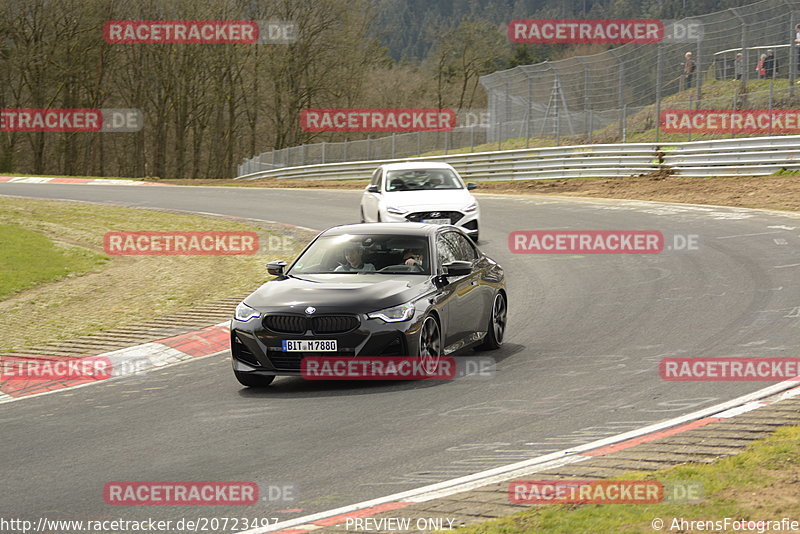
xmin=359 ymin=162 xmax=481 ymax=241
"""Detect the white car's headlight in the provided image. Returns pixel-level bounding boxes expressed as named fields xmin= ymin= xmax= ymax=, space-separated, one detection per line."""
xmin=368 ymin=302 xmax=415 ymax=323
xmin=235 ymin=302 xmax=261 ymax=322
xmin=463 ymin=202 xmax=478 ymax=213
xmin=387 ymin=206 xmax=408 ymax=215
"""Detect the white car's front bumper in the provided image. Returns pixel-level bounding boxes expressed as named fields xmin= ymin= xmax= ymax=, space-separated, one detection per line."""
xmin=381 ymin=207 xmax=480 ymax=236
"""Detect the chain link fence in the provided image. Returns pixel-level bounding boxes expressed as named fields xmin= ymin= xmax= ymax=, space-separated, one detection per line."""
xmin=238 ymin=0 xmax=800 ymax=177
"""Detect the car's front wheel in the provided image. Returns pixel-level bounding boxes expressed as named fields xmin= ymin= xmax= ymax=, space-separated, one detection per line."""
xmin=418 ymin=315 xmax=442 ymax=374
xmin=477 ymin=292 xmax=506 ymax=350
xmin=234 ymin=371 xmax=275 ymax=388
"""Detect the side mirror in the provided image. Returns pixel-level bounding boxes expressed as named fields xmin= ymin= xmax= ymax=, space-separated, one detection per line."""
xmin=466 ymin=182 xmax=478 ymax=190
xmin=366 ymin=184 xmax=379 ymax=193
xmin=267 ymin=260 xmax=287 ymax=276
xmin=442 ymin=260 xmax=472 ymax=277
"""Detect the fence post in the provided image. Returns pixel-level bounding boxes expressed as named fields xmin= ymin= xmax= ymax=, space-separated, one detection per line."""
xmin=526 ymin=77 xmax=533 ymax=148
xmin=444 ymin=130 xmax=449 ymax=155
xmin=391 ymin=133 xmax=396 ymax=159
xmin=695 ymin=34 xmax=702 ymax=106
xmin=321 ymin=142 xmax=326 ymax=164
xmin=470 ymin=123 xmax=475 ymax=153
xmin=417 ymin=131 xmax=421 ymax=157
xmin=656 ymin=43 xmax=663 ymax=143
xmin=555 ymin=72 xmax=561 ymax=145
xmin=617 ymin=55 xmax=625 ymax=142
xmin=583 ymin=64 xmax=590 ymax=141
xmin=367 ymin=135 xmax=372 ymax=160
xmin=791 ymin=11 xmax=796 ymax=98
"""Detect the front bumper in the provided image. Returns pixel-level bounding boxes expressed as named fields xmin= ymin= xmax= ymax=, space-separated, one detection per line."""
xmin=382 ymin=208 xmax=479 ymax=236
xmin=231 ymin=312 xmax=423 ymax=377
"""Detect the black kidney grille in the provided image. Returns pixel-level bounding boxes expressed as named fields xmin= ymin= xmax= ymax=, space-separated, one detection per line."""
xmin=311 ymin=315 xmax=359 ymax=334
xmin=263 ymin=315 xmax=306 ymax=334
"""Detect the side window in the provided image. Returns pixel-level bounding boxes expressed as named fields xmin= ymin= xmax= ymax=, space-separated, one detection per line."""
xmin=376 ymin=170 xmax=383 ymax=191
xmin=436 ymin=234 xmax=458 ymax=267
xmin=450 ymin=233 xmax=478 ymax=262
xmin=443 ymin=232 xmax=478 ymax=263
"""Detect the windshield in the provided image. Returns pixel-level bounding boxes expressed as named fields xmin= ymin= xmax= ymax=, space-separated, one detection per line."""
xmin=385 ymin=169 xmax=464 ymax=192
xmin=290 ymin=234 xmax=430 ymax=275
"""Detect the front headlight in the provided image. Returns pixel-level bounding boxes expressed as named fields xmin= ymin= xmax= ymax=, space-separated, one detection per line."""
xmin=368 ymin=302 xmax=415 ymax=323
xmin=234 ymin=302 xmax=261 ymax=322
xmin=463 ymin=202 xmax=478 ymax=213
xmin=387 ymin=206 xmax=408 ymax=215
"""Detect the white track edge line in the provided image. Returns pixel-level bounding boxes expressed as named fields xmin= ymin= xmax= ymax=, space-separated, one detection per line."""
xmin=241 ymin=378 xmax=799 ymax=533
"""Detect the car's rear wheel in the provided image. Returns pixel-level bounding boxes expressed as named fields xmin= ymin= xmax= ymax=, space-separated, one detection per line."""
xmin=418 ymin=315 xmax=442 ymax=374
xmin=477 ymin=292 xmax=506 ymax=350
xmin=234 ymin=371 xmax=275 ymax=388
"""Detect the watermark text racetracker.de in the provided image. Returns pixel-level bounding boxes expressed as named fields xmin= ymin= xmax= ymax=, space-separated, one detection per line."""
xmin=509 ymin=480 xmax=702 ymax=505
xmin=508 ymin=230 xmax=700 ymax=254
xmin=103 ymin=20 xmax=296 ymax=44
xmin=0 ymin=516 xmax=280 ymax=533
xmin=660 ymin=358 xmax=800 ymax=381
xmin=0 ymin=109 xmax=142 ymax=132
xmin=103 ymin=231 xmax=259 ymax=256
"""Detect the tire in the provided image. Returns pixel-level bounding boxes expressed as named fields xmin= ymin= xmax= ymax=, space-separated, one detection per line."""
xmin=234 ymin=371 xmax=275 ymax=388
xmin=477 ymin=292 xmax=506 ymax=351
xmin=418 ymin=315 xmax=442 ymax=374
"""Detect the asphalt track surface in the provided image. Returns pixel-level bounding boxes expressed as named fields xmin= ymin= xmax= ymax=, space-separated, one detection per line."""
xmin=2 ymin=183 xmax=800 ymax=528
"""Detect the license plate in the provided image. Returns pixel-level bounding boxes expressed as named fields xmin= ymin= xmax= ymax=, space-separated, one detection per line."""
xmin=282 ymin=340 xmax=337 ymax=352
xmin=421 ymin=218 xmax=450 ymax=225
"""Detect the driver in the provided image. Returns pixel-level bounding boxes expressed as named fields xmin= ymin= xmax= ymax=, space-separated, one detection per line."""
xmin=403 ymin=247 xmax=425 ymax=269
xmin=335 ymin=243 xmax=375 ymax=272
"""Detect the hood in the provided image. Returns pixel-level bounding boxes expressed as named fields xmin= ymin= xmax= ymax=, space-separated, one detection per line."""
xmin=384 ymin=189 xmax=475 ymax=211
xmin=245 ymin=274 xmax=433 ymax=314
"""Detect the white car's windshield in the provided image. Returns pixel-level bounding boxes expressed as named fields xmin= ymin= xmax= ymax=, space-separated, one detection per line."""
xmin=290 ymin=234 xmax=431 ymax=275
xmin=385 ymin=169 xmax=463 ymax=192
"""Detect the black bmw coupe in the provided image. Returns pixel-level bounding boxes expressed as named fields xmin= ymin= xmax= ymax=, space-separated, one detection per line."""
xmin=230 ymin=223 xmax=506 ymax=387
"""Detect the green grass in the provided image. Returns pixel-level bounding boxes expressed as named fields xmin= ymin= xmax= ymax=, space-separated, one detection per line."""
xmin=0 ymin=224 xmax=107 ymax=299
xmin=0 ymin=197 xmax=310 ymax=351
xmin=451 ymin=426 xmax=800 ymax=534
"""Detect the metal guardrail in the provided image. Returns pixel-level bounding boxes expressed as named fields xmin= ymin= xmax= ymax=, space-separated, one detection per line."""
xmin=236 ymin=135 xmax=800 ymax=181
